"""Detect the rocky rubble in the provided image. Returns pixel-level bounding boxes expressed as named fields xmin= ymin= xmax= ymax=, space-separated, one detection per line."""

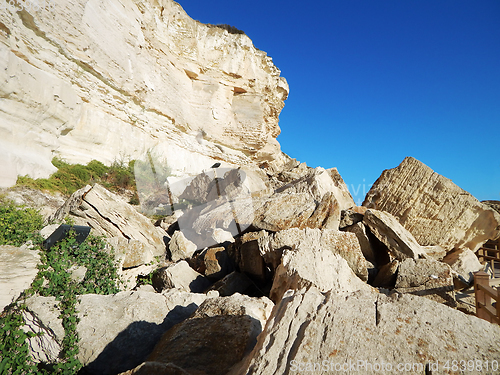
xmin=4 ymin=153 xmax=500 ymax=375
xmin=231 ymin=287 xmax=500 ymax=375
xmin=2 ymin=0 xmax=500 ymax=372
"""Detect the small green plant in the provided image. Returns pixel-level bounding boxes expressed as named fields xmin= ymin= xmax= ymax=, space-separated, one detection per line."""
xmin=0 ymin=198 xmax=44 ymax=247
xmin=0 ymin=304 xmax=38 ymax=374
xmin=0 ymin=200 xmax=121 ymax=374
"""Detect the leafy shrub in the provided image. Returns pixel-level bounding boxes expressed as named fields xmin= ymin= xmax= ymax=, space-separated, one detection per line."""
xmin=208 ymin=23 xmax=245 ymax=35
xmin=0 ymin=199 xmax=44 ymax=246
xmin=16 ymin=158 xmax=138 ymax=197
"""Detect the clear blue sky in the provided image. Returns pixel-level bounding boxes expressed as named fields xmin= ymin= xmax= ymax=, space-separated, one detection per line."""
xmin=177 ymin=0 xmax=500 ymax=203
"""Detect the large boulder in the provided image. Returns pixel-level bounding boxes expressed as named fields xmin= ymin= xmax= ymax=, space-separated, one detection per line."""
xmin=274 ymin=167 xmax=355 ymax=211
xmin=363 ymin=157 xmax=500 ymax=252
xmin=168 ymin=231 xmax=197 ymax=262
xmin=232 ymin=287 xmax=500 ymax=375
xmin=152 ymin=261 xmax=211 ymax=293
xmin=0 ymin=244 xmax=40 ymax=312
xmin=253 ymin=191 xmax=340 ymax=232
xmin=24 ymin=289 xmax=210 ymax=374
xmin=48 ymin=184 xmax=167 ymax=258
xmin=394 ymin=258 xmax=456 ymax=307
xmin=269 ymin=228 xmax=373 ymax=302
xmin=363 ymin=209 xmax=426 ymax=261
xmin=442 ymin=248 xmax=483 ymax=285
xmin=105 ymin=237 xmax=154 ymax=269
xmin=122 ymin=294 xmax=274 ymax=375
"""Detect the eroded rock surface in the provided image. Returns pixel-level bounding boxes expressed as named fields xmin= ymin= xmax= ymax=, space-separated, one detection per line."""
xmin=0 ymin=0 xmax=289 ymax=187
xmin=233 ymin=287 xmax=500 ymax=375
xmin=49 ymin=184 xmax=167 ymax=258
xmin=124 ymin=294 xmax=274 ymax=375
xmin=363 ymin=157 xmax=500 ymax=252
xmin=363 ymin=209 xmax=426 ymax=261
xmin=24 ymin=289 xmax=210 ymax=375
xmin=0 ymin=244 xmax=40 ymax=312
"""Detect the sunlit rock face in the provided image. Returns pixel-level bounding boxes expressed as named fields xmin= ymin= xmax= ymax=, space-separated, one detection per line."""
xmin=0 ymin=0 xmax=288 ymax=186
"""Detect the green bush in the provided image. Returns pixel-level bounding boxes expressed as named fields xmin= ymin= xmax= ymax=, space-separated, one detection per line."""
xmin=16 ymin=158 xmax=138 ymax=197
xmin=0 ymin=199 xmax=44 ymax=246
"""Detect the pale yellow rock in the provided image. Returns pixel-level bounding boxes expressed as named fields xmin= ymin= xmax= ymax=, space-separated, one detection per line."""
xmin=0 ymin=0 xmax=288 ymax=187
xmin=364 ymin=157 xmax=500 ymax=252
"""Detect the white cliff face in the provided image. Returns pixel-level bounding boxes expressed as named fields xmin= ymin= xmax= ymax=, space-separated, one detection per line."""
xmin=0 ymin=0 xmax=288 ymax=186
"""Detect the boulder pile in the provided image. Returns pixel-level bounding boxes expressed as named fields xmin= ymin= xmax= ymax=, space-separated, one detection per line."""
xmin=3 ymin=157 xmax=500 ymax=374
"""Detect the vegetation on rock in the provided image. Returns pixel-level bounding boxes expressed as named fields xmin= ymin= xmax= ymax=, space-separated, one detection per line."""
xmin=16 ymin=158 xmax=137 ymax=199
xmin=0 ymin=199 xmax=121 ymax=374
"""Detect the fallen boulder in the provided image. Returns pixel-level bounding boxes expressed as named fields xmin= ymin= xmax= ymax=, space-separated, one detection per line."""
xmin=48 ymin=184 xmax=167 ymax=258
xmin=24 ymin=289 xmax=210 ymax=375
xmin=363 ymin=157 xmax=500 ymax=252
xmin=123 ymin=294 xmax=274 ymax=375
xmin=269 ymin=228 xmax=373 ymax=302
xmin=363 ymin=209 xmax=426 ymax=261
xmin=168 ymin=231 xmax=197 ymax=262
xmin=394 ymin=258 xmax=456 ymax=307
xmin=443 ymin=248 xmax=483 ymax=285
xmin=152 ymin=261 xmax=211 ymax=293
xmin=232 ymin=287 xmax=500 ymax=375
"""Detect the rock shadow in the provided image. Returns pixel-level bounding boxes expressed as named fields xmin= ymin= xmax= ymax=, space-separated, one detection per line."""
xmin=79 ymin=303 xmax=199 ymax=375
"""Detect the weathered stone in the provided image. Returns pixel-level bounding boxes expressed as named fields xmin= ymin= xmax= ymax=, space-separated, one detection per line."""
xmin=138 ymin=294 xmax=273 ymax=375
xmin=49 ymin=185 xmax=167 ymax=257
xmin=106 ymin=237 xmax=155 ymax=269
xmin=204 ymin=247 xmax=232 ymax=280
xmin=232 ymin=287 xmax=500 ymax=375
xmin=0 ymin=187 xmax=66 ymax=221
xmin=339 ymin=209 xmax=364 ymax=229
xmin=0 ymin=244 xmax=40 ymax=312
xmin=363 ymin=209 xmax=426 ymax=261
xmin=483 ymin=200 xmax=500 ymax=214
xmin=363 ymin=157 xmax=500 ymax=252
xmin=68 ymin=265 xmax=87 ymax=283
xmin=320 ymin=230 xmax=369 ymax=281
xmin=24 ymin=289 xmax=209 ymax=374
xmin=442 ymin=248 xmax=483 ymax=285
xmin=168 ymin=231 xmax=197 ymax=262
xmin=229 ymin=231 xmax=268 ymax=284
xmin=269 ymin=228 xmax=374 ymax=302
xmin=342 ymin=222 xmax=376 ymax=264
xmin=152 ymin=261 xmax=211 ymax=293
xmin=422 ymin=245 xmax=447 ymax=261
xmin=253 ymin=191 xmax=340 ymax=232
xmin=22 ymin=297 xmax=62 ymax=363
xmin=394 ymin=258 xmax=456 ymax=307
xmin=275 ymin=167 xmax=355 ymax=212
xmin=178 ymin=172 xmax=213 ymax=204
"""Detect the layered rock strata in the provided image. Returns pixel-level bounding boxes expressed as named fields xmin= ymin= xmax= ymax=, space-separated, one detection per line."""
xmin=0 ymin=0 xmax=288 ymax=187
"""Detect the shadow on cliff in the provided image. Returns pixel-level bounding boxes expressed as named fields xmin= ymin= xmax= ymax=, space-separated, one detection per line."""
xmin=79 ymin=303 xmax=199 ymax=375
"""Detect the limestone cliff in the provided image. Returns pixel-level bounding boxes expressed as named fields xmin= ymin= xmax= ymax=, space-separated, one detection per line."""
xmin=0 ymin=0 xmax=288 ymax=187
